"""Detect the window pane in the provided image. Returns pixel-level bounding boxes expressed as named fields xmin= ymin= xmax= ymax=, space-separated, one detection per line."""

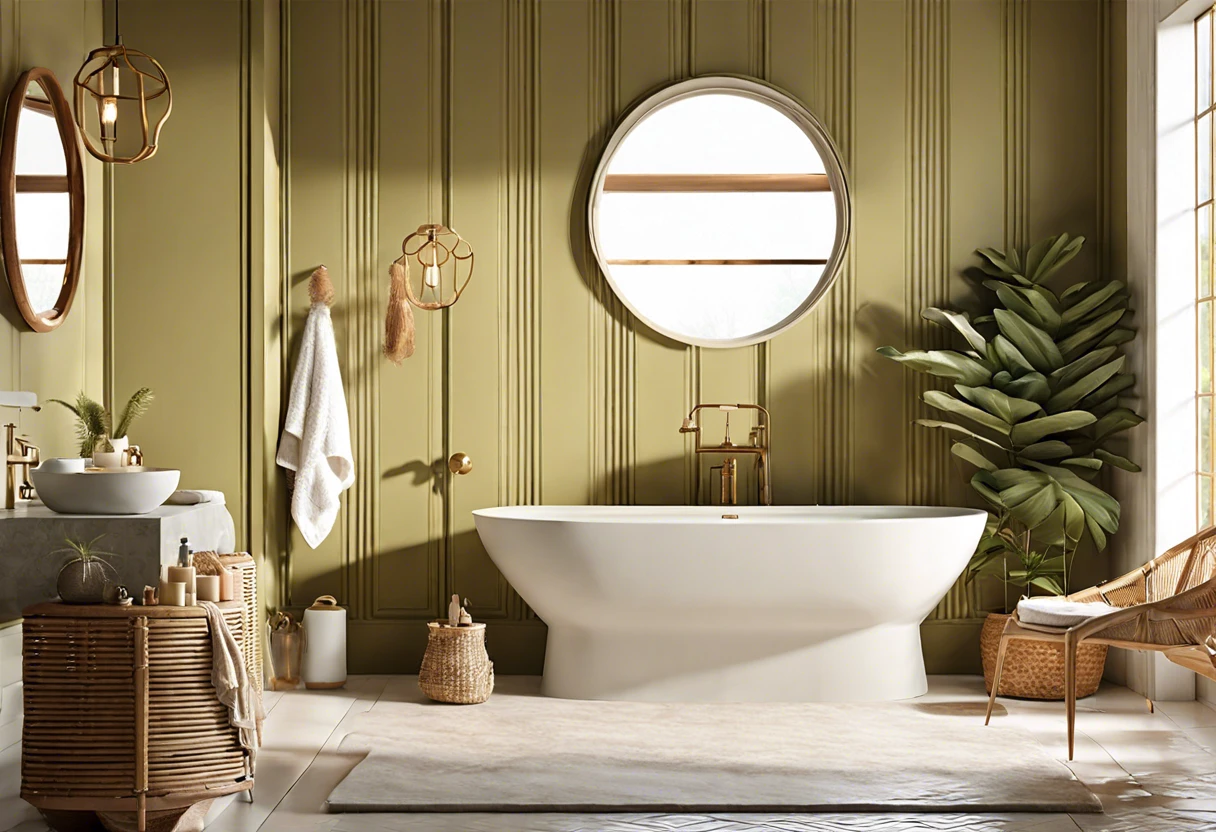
xmin=1202 ymin=204 xmax=1212 ymax=298
xmin=1202 ymin=396 xmax=1213 ymax=473
xmin=1203 ymin=475 xmax=1213 ymax=530
xmin=1201 ymin=13 xmax=1212 ymax=112
xmin=1201 ymin=113 xmax=1212 ymax=204
xmin=1203 ymin=302 xmax=1213 ymax=394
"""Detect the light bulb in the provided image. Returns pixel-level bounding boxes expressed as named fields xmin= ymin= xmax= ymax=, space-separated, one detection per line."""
xmin=423 ymin=247 xmax=440 ymax=288
xmin=101 ymin=97 xmax=118 ymax=125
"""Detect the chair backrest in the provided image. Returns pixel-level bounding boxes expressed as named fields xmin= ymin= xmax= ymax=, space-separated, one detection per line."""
xmin=1152 ymin=526 xmax=1216 ymax=601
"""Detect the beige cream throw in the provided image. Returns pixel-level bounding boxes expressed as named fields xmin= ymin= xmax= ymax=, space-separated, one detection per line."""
xmin=201 ymin=601 xmax=263 ymax=763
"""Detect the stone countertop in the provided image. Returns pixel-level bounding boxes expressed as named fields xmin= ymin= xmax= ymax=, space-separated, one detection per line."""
xmin=0 ymin=501 xmax=236 ymax=622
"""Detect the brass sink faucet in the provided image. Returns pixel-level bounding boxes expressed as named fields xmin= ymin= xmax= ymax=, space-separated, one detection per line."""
xmin=679 ymin=403 xmax=771 ymax=506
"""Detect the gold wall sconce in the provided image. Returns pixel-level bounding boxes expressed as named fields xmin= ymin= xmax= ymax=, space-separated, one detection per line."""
xmin=73 ymin=0 xmax=172 ymax=164
xmin=384 ymin=224 xmax=474 ymax=363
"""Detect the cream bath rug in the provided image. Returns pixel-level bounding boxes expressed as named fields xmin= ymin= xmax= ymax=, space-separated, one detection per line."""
xmin=326 ymin=682 xmax=1100 ymax=814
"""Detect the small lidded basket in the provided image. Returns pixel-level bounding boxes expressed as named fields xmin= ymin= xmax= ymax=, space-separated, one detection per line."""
xmin=418 ymin=620 xmax=494 ymax=704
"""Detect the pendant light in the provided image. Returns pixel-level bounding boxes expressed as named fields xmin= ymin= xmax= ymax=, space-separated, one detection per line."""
xmin=73 ymin=0 xmax=172 ymax=164
xmin=383 ymin=224 xmax=474 ymax=363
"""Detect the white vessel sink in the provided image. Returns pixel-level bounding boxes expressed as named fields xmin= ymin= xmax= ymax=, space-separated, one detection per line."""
xmin=30 ymin=467 xmax=181 ymax=515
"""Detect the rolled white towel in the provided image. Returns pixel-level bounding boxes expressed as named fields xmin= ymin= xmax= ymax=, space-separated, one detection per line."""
xmin=166 ymin=489 xmax=227 ymax=506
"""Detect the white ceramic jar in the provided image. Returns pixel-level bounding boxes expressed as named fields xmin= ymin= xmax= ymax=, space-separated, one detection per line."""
xmin=301 ymin=595 xmax=347 ymax=690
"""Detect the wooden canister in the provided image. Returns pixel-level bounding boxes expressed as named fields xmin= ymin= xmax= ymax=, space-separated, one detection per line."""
xmin=301 ymin=595 xmax=347 ymax=690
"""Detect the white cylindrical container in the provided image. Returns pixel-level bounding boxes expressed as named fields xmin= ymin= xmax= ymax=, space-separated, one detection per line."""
xmin=302 ymin=595 xmax=347 ymax=690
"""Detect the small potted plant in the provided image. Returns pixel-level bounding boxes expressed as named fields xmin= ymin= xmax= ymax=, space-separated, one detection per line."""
xmin=55 ymin=535 xmax=116 ymax=604
xmin=879 ymin=233 xmax=1144 ymax=699
xmin=49 ymin=388 xmax=153 ymax=466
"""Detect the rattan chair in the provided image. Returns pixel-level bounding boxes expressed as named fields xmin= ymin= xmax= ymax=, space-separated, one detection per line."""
xmin=984 ymin=526 xmax=1216 ymax=759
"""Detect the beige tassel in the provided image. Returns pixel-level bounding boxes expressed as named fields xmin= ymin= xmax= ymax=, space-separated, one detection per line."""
xmin=384 ymin=261 xmax=416 ymax=363
xmin=308 ymin=265 xmax=334 ymax=306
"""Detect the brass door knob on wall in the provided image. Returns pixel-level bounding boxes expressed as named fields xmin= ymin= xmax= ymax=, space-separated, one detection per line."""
xmin=448 ymin=453 xmax=473 ymax=475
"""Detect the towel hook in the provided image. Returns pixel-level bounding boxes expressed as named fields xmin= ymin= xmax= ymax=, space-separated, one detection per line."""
xmin=308 ymin=265 xmax=334 ymax=307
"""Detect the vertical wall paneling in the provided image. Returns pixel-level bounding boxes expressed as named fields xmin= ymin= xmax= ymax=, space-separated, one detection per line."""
xmin=268 ymin=0 xmax=1123 ymax=674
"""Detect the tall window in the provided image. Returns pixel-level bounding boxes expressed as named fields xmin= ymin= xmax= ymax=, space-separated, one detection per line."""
xmin=1198 ymin=9 xmax=1214 ymax=529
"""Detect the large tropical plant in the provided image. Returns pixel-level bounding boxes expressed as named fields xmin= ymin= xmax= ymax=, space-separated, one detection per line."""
xmin=879 ymin=233 xmax=1144 ymax=610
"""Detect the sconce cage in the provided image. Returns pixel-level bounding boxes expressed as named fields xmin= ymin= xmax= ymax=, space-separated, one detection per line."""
xmin=396 ymin=224 xmax=474 ymax=311
xmin=73 ymin=43 xmax=172 ymax=165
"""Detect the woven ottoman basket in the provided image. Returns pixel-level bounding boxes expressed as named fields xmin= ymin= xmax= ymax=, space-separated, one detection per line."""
xmin=21 ymin=601 xmax=256 ymax=832
xmin=980 ymin=612 xmax=1107 ymax=700
xmin=418 ymin=621 xmax=494 ymax=704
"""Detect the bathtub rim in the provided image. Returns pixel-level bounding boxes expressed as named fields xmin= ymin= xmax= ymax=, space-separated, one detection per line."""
xmin=472 ymin=504 xmax=989 ymax=525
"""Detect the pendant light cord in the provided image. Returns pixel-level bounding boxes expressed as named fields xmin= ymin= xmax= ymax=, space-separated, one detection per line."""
xmin=114 ymin=0 xmax=120 ymax=46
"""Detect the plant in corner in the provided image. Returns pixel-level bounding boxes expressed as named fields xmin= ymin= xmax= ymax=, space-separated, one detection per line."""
xmin=879 ymin=233 xmax=1144 ymax=700
xmin=54 ymin=535 xmax=117 ymax=604
xmin=49 ymin=388 xmax=154 ymax=459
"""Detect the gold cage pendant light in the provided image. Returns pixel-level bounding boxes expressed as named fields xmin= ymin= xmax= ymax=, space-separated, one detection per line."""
xmin=383 ymin=224 xmax=474 ymax=363
xmin=73 ymin=0 xmax=171 ymax=164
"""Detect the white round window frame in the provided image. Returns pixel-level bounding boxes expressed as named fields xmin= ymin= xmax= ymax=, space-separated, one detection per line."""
xmin=588 ymin=75 xmax=852 ymax=349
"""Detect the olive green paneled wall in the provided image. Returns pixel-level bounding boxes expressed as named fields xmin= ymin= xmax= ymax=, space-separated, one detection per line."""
xmin=277 ymin=0 xmax=1121 ymax=674
xmin=0 ymin=0 xmax=105 ymax=460
xmin=111 ymin=0 xmax=280 ymax=561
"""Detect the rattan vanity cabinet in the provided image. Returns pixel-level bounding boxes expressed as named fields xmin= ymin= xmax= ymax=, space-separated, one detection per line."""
xmin=20 ymin=602 xmax=254 ymax=832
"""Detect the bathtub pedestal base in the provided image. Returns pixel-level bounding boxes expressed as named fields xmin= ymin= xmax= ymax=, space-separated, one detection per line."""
xmin=542 ymin=622 xmax=928 ymax=702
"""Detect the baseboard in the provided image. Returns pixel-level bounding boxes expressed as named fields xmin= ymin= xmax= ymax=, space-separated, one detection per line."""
xmin=920 ymin=618 xmax=985 ymax=675
xmin=348 ymin=619 xmax=986 ymax=677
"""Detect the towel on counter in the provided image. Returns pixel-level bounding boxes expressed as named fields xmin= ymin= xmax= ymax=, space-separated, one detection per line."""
xmin=166 ymin=489 xmax=227 ymax=506
xmin=276 ymin=302 xmax=354 ymax=548
xmin=201 ymin=601 xmax=263 ymax=762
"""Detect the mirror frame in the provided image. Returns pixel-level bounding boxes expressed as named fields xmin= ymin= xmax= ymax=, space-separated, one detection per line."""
xmin=0 ymin=67 xmax=85 ymax=333
xmin=588 ymin=76 xmax=852 ymax=349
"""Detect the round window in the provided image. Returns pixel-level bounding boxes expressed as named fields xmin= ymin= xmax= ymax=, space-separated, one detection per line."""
xmin=588 ymin=76 xmax=851 ymax=348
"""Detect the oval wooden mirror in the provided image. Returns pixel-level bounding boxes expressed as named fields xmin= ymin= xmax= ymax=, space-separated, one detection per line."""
xmin=0 ymin=68 xmax=85 ymax=333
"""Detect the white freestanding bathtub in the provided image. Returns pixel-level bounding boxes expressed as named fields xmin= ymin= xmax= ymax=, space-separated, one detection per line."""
xmin=472 ymin=505 xmax=986 ymax=702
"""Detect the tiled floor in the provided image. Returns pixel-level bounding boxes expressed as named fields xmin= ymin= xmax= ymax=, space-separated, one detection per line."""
xmin=4 ymin=676 xmax=1216 ymax=832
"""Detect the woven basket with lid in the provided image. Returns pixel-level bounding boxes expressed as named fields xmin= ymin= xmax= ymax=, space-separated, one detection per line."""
xmin=418 ymin=621 xmax=494 ymax=704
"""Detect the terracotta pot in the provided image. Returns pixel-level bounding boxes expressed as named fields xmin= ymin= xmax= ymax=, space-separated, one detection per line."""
xmin=980 ymin=612 xmax=1107 ymax=700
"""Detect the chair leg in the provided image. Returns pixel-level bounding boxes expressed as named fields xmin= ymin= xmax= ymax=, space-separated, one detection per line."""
xmin=1064 ymin=633 xmax=1078 ymax=761
xmin=985 ymin=631 xmax=1012 ymax=725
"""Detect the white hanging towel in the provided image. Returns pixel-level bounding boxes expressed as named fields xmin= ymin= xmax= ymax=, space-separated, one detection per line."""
xmin=277 ymin=302 xmax=354 ymax=548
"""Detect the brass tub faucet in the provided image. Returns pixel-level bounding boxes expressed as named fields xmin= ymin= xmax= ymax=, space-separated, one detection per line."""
xmin=680 ymin=403 xmax=771 ymax=506
xmin=0 ymin=391 xmax=40 ymax=509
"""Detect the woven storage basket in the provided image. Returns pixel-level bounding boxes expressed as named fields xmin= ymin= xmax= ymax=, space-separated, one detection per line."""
xmin=22 ymin=602 xmax=253 ymax=832
xmin=418 ymin=621 xmax=494 ymax=704
xmin=219 ymin=554 xmax=262 ymax=693
xmin=980 ymin=612 xmax=1108 ymax=700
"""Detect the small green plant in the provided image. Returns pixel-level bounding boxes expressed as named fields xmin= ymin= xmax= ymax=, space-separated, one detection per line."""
xmin=49 ymin=388 xmax=154 ymax=457
xmin=54 ymin=534 xmax=116 ymax=566
xmin=879 ymin=233 xmax=1144 ymax=612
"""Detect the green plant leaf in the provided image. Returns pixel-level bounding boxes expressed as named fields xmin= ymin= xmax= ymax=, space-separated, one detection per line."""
xmin=1076 ymin=372 xmax=1135 ymax=411
xmin=951 ymin=442 xmax=998 ymax=471
xmin=991 ymin=370 xmax=1013 ymax=390
xmin=1003 ymin=480 xmax=1059 ymax=529
xmin=955 ymin=385 xmax=1042 ymax=424
xmin=991 ymin=335 xmax=1037 ymax=377
xmin=1003 ymin=371 xmax=1050 ymax=403
xmin=1024 ymin=235 xmax=1058 ymax=282
xmin=916 ymin=420 xmax=1010 ymax=450
xmin=1094 ymin=407 xmax=1145 ymax=440
xmin=976 ymin=247 xmax=1022 ymax=278
xmin=1094 ymin=448 xmax=1141 ymax=472
xmin=1097 ymin=327 xmax=1136 ymax=348
xmin=1045 ymin=356 xmax=1125 ymax=413
xmin=922 ymin=308 xmax=988 ymax=354
xmin=923 ymin=390 xmax=1012 ymax=435
xmin=1009 ymin=410 xmax=1097 ymax=446
xmin=987 ymin=281 xmax=1060 ymax=333
xmin=1016 ymin=440 xmax=1073 ymax=459
xmin=994 ymin=309 xmax=1064 ymax=373
xmin=1050 ymin=346 xmax=1118 ymax=388
xmin=1062 ymin=456 xmax=1103 ymax=470
xmin=970 ymin=472 xmax=1007 ymax=507
xmin=1030 ymin=234 xmax=1084 ymax=284
xmin=1058 ymin=308 xmax=1127 ymax=360
xmin=1062 ymin=280 xmax=1124 ymax=325
xmin=112 ymin=387 xmax=153 ymax=441
xmin=877 ymin=347 xmax=993 ymax=386
xmin=1030 ymin=576 xmax=1065 ymax=595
